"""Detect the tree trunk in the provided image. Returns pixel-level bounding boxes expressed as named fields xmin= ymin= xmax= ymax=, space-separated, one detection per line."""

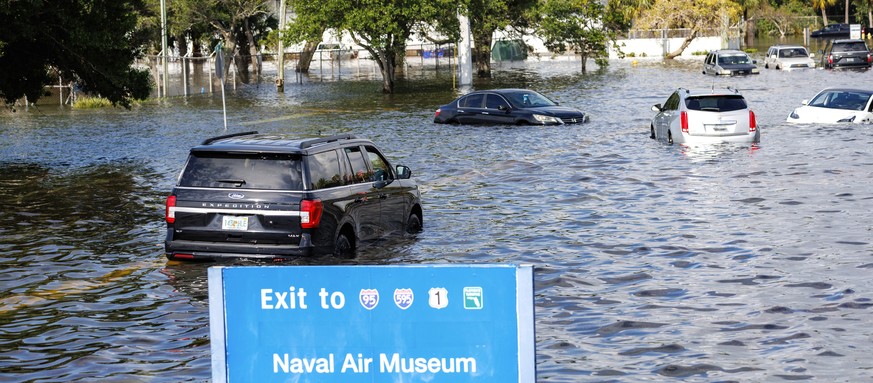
xmin=472 ymin=29 xmax=492 ymax=78
xmin=822 ymin=7 xmax=829 ymax=26
xmin=296 ymin=40 xmax=318 ymax=73
xmin=244 ymin=18 xmax=260 ymax=81
xmin=665 ymin=30 xmax=697 ymax=59
xmin=579 ymin=53 xmax=588 ymax=72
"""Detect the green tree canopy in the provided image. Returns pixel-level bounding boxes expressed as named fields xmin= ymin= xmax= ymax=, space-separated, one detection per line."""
xmin=536 ymin=0 xmax=621 ymax=72
xmin=0 ymin=0 xmax=151 ymax=107
xmin=635 ymin=0 xmax=741 ymax=58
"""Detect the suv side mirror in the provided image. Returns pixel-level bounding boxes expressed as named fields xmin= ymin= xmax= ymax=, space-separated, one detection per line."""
xmin=498 ymin=105 xmax=509 ymax=112
xmin=396 ymin=165 xmax=412 ymax=179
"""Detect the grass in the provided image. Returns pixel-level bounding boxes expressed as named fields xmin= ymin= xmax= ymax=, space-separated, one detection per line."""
xmin=72 ymin=97 xmax=113 ymax=109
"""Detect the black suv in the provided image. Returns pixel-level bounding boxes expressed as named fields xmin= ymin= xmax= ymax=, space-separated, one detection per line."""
xmin=164 ymin=132 xmax=422 ymax=260
xmin=820 ymin=39 xmax=872 ymax=69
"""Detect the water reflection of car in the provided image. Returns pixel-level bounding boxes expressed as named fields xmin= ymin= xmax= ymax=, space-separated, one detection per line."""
xmin=764 ymin=45 xmax=815 ymax=70
xmin=786 ymin=88 xmax=873 ymax=124
xmin=650 ymin=88 xmax=759 ymax=144
xmin=810 ymin=23 xmax=850 ymax=38
xmin=702 ymin=50 xmax=760 ymax=76
xmin=432 ymin=89 xmax=588 ymax=125
xmin=819 ymin=39 xmax=872 ymax=69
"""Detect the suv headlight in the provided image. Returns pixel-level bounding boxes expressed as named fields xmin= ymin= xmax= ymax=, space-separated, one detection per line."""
xmin=533 ymin=114 xmax=562 ymax=124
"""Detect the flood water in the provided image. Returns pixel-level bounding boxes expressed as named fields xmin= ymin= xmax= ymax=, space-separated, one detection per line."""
xmin=2 ymin=42 xmax=873 ymax=382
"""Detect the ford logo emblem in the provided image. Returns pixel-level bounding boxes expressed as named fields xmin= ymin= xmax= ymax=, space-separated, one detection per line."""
xmin=228 ymin=192 xmax=245 ymax=200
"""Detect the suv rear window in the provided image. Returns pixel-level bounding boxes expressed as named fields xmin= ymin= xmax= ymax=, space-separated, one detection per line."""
xmin=178 ymin=152 xmax=304 ymax=190
xmin=685 ymin=95 xmax=747 ymax=112
xmin=833 ymin=42 xmax=868 ymax=52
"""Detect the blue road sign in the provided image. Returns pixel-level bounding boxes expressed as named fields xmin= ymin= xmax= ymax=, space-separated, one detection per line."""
xmin=208 ymin=264 xmax=535 ymax=383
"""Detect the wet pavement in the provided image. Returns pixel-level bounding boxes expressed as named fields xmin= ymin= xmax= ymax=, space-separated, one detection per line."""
xmin=2 ymin=39 xmax=873 ymax=381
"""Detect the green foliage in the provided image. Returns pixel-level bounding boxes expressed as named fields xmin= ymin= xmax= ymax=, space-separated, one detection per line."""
xmin=535 ymin=0 xmax=621 ymax=71
xmin=73 ymin=97 xmax=114 ymax=109
xmin=0 ymin=0 xmax=151 ymax=107
xmin=635 ymin=0 xmax=741 ymax=29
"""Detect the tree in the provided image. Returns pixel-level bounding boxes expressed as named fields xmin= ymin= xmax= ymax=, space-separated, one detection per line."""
xmin=0 ymin=0 xmax=151 ymax=107
xmin=284 ymin=0 xmax=456 ymax=94
xmin=535 ymin=0 xmax=621 ymax=72
xmin=635 ymin=0 xmax=741 ymax=59
xmin=466 ymin=0 xmax=537 ymax=78
xmin=812 ymin=0 xmax=838 ymax=25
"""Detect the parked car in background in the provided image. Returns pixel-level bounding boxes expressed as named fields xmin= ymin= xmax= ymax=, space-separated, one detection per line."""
xmin=650 ymin=88 xmax=759 ymax=144
xmin=764 ymin=45 xmax=816 ymax=70
xmin=702 ymin=50 xmax=760 ymax=76
xmin=810 ymin=23 xmax=850 ymax=38
xmin=786 ymin=88 xmax=873 ymax=124
xmin=819 ymin=39 xmax=872 ymax=69
xmin=314 ymin=43 xmax=356 ymax=60
xmin=433 ymin=88 xmax=588 ymax=125
xmin=164 ymin=132 xmax=423 ymax=261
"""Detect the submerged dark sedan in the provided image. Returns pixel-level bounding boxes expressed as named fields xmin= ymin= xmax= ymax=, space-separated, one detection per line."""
xmin=433 ymin=89 xmax=588 ymax=125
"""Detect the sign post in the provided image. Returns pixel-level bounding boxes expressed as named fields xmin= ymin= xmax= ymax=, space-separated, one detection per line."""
xmin=208 ymin=264 xmax=535 ymax=383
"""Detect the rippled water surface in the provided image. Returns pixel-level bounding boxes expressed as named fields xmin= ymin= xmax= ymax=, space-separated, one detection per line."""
xmin=2 ymin=50 xmax=873 ymax=382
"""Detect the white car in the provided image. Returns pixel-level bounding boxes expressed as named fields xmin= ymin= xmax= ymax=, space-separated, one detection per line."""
xmin=764 ymin=45 xmax=816 ymax=70
xmin=650 ymin=88 xmax=759 ymax=144
xmin=786 ymin=88 xmax=873 ymax=124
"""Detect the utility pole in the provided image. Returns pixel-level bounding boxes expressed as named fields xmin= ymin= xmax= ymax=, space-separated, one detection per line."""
xmin=457 ymin=12 xmax=472 ymax=89
xmin=277 ymin=0 xmax=286 ymax=92
xmin=160 ymin=0 xmax=169 ymax=97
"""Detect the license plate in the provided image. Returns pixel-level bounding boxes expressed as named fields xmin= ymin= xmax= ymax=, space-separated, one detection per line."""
xmin=222 ymin=216 xmax=248 ymax=230
xmin=847 ymin=58 xmax=856 ymax=63
xmin=705 ymin=124 xmax=729 ymax=132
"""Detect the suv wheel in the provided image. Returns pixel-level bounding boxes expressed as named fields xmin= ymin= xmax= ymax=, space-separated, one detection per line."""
xmin=406 ymin=212 xmax=423 ymax=233
xmin=334 ymin=232 xmax=355 ymax=258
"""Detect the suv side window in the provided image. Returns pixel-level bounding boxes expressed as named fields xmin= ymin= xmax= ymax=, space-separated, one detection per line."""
xmin=344 ymin=146 xmax=372 ymax=184
xmin=664 ymin=92 xmax=680 ymax=110
xmin=308 ymin=150 xmax=344 ymax=190
xmin=364 ymin=146 xmax=393 ymax=181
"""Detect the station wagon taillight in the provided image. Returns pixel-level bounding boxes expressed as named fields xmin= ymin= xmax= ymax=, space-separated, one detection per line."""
xmin=749 ymin=111 xmax=757 ymax=132
xmin=300 ymin=199 xmax=323 ymax=229
xmin=434 ymin=109 xmax=441 ymax=118
xmin=680 ymin=111 xmax=689 ymax=133
xmin=165 ymin=195 xmax=176 ymax=224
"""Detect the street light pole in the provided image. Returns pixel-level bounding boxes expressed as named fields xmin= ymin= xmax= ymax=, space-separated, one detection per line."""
xmin=277 ymin=0 xmax=286 ymax=92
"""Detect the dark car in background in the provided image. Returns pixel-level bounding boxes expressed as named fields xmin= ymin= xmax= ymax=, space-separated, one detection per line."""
xmin=164 ymin=132 xmax=423 ymax=261
xmin=820 ymin=39 xmax=872 ymax=69
xmin=811 ymin=23 xmax=850 ymax=38
xmin=433 ymin=88 xmax=588 ymax=125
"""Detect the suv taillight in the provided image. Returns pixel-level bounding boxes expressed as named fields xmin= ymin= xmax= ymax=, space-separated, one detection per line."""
xmin=434 ymin=109 xmax=441 ymax=118
xmin=749 ymin=110 xmax=757 ymax=132
xmin=165 ymin=195 xmax=176 ymax=224
xmin=300 ymin=199 xmax=323 ymax=229
xmin=828 ymin=54 xmax=834 ymax=64
xmin=868 ymin=54 xmax=872 ymax=63
xmin=680 ymin=111 xmax=689 ymax=133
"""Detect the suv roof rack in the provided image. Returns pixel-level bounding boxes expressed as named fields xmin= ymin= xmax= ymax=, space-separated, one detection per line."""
xmin=300 ymin=133 xmax=357 ymax=149
xmin=201 ymin=131 xmax=259 ymax=145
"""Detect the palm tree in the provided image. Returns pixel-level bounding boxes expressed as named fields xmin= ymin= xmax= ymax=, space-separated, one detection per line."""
xmin=812 ymin=0 xmax=838 ymax=25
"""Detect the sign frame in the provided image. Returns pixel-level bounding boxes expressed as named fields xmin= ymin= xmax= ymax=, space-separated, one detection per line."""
xmin=208 ymin=264 xmax=535 ymax=383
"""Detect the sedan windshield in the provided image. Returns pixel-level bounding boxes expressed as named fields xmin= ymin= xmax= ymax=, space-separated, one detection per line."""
xmin=808 ymin=90 xmax=873 ymax=111
xmin=503 ymin=91 xmax=558 ymax=108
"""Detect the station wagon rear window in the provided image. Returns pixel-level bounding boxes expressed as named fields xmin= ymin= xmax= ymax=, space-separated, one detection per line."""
xmin=685 ymin=95 xmax=747 ymax=112
xmin=178 ymin=152 xmax=304 ymax=190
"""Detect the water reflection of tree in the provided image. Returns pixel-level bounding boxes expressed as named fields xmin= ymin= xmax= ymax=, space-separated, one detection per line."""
xmin=0 ymin=162 xmax=165 ymax=259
